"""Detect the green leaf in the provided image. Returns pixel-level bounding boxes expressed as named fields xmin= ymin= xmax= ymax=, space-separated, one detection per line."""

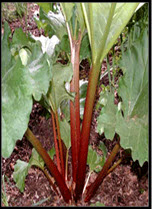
xmin=60 ymin=100 xmax=70 ymax=122
xmin=90 ymin=202 xmax=105 ymax=206
xmin=29 ymin=148 xmax=45 ymax=169
xmin=29 ymin=147 xmax=55 ymax=170
xmin=116 ymin=29 xmax=148 ymax=166
xmin=80 ymin=33 xmax=91 ymax=61
xmin=118 ymin=30 xmax=148 ymax=119
xmin=13 ymin=147 xmax=55 ymax=193
xmin=97 ymin=93 xmax=118 ymax=139
xmin=11 ymin=27 xmax=35 ymax=51
xmin=2 ymin=26 xmax=52 ymax=158
xmin=2 ymin=22 xmax=12 ymax=78
xmin=59 ymin=118 xmax=71 ymax=149
xmin=60 ymin=3 xmax=75 ymax=22
xmin=38 ymin=7 xmax=67 ymax=40
xmin=97 ymin=29 xmax=148 ymax=166
xmin=47 ymin=63 xmax=74 ymax=112
xmin=79 ymin=80 xmax=88 ymax=119
xmin=61 ymin=3 xmax=86 ymax=37
xmin=13 ymin=160 xmax=30 ymax=192
xmin=59 ymin=35 xmax=70 ymax=54
xmin=48 ymin=147 xmax=56 ymax=160
xmin=82 ymin=3 xmax=139 ymax=65
xmin=37 ymin=3 xmax=53 ymax=14
xmin=98 ymin=141 xmax=108 ymax=167
xmin=87 ymin=145 xmax=103 ymax=172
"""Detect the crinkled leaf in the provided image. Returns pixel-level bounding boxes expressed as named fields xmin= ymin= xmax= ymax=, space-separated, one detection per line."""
xmin=97 ymin=29 xmax=148 ymax=166
xmin=116 ymin=112 xmax=148 ymax=166
xmin=47 ymin=63 xmax=74 ymax=112
xmin=118 ymin=30 xmax=148 ymax=119
xmin=2 ymin=26 xmax=52 ymax=158
xmin=13 ymin=160 xmax=30 ymax=192
xmin=82 ymin=3 xmax=139 ymax=65
xmin=116 ymin=29 xmax=148 ymax=166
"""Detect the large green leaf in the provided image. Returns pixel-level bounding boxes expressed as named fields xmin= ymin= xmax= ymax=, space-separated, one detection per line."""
xmin=81 ymin=3 xmax=139 ymax=65
xmin=118 ymin=30 xmax=148 ymax=119
xmin=2 ymin=22 xmax=12 ymax=78
xmin=97 ymin=29 xmax=148 ymax=166
xmin=2 ymin=25 xmax=52 ymax=158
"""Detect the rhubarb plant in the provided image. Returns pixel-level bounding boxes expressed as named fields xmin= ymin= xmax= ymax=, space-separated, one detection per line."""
xmin=2 ymin=2 xmax=148 ymax=205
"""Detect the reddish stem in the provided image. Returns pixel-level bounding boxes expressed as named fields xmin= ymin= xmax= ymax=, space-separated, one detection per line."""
xmin=55 ymin=111 xmax=65 ymax=179
xmin=84 ymin=143 xmax=120 ymax=202
xmin=75 ymin=62 xmax=101 ymax=200
xmin=69 ymin=30 xmax=82 ymax=183
xmin=25 ymin=128 xmax=71 ymax=203
xmin=51 ymin=112 xmax=61 ymax=174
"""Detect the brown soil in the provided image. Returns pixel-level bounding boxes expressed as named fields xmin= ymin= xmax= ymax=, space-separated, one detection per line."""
xmin=1 ymin=3 xmax=149 ymax=207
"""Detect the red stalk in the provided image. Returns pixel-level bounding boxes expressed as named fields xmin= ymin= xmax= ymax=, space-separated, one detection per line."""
xmin=70 ymin=39 xmax=81 ymax=183
xmin=54 ymin=111 xmax=65 ymax=179
xmin=75 ymin=62 xmax=101 ymax=200
xmin=84 ymin=143 xmax=120 ymax=202
xmin=67 ymin=26 xmax=82 ymax=183
xmin=51 ymin=112 xmax=61 ymax=173
xmin=25 ymin=128 xmax=71 ymax=203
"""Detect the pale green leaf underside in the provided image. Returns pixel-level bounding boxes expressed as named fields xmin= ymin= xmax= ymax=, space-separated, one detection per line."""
xmin=97 ymin=30 xmax=148 ymax=166
xmin=82 ymin=3 xmax=139 ymax=65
